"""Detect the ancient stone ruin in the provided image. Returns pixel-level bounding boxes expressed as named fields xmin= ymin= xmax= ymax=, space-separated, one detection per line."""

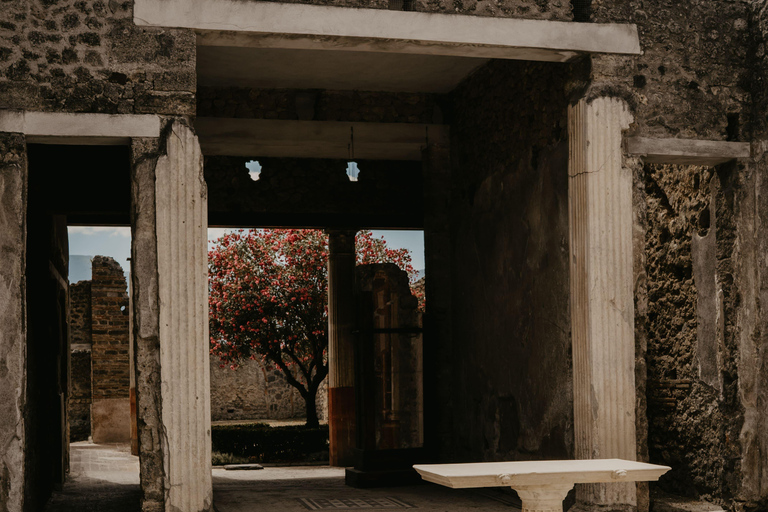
xmin=1 ymin=0 xmax=768 ymax=511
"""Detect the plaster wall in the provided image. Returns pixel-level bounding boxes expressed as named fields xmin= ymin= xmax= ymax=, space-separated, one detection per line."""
xmin=445 ymin=59 xmax=572 ymax=463
xmin=210 ymin=357 xmax=328 ymax=422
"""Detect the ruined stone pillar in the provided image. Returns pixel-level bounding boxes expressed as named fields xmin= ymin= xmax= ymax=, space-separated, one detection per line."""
xmin=0 ymin=133 xmax=27 ymax=512
xmin=327 ymin=229 xmax=357 ymax=467
xmin=131 ymin=120 xmax=212 ymax=512
xmin=568 ymin=97 xmax=637 ymax=509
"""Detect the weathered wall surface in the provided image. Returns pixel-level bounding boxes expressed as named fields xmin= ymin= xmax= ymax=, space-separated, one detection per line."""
xmin=0 ymin=0 xmax=195 ymax=115
xmin=69 ymin=281 xmax=91 ymax=346
xmin=445 ymin=59 xmax=572 ymax=463
xmin=90 ymin=256 xmax=129 ymax=401
xmin=68 ymin=281 xmax=92 ymax=441
xmin=643 ymin=163 xmax=743 ymax=507
xmin=69 ymin=349 xmax=91 ymax=442
xmin=205 ymin=156 xmax=423 ymax=229
xmin=198 ymin=87 xmax=444 ymax=124
xmin=0 ymin=133 xmax=27 ymax=512
xmin=587 ymin=0 xmax=751 ymax=140
xmin=210 ymin=357 xmax=328 ymax=422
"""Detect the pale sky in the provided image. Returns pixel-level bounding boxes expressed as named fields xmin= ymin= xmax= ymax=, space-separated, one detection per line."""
xmin=68 ymin=227 xmax=425 ymax=283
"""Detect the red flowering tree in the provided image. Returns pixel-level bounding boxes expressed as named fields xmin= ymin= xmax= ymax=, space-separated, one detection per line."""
xmin=208 ymin=229 xmax=420 ymax=427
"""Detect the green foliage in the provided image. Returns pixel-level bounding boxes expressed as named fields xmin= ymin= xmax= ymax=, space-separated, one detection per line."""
xmin=211 ymin=423 xmax=329 ymax=463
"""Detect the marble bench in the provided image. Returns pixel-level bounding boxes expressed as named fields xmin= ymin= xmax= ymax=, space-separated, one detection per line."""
xmin=413 ymin=459 xmax=671 ymax=512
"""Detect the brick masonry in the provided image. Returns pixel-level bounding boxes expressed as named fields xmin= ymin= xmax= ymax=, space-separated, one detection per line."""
xmin=90 ymin=256 xmax=130 ymax=400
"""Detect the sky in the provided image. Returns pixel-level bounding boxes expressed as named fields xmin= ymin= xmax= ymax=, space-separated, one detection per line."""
xmin=68 ymin=227 xmax=425 ymax=283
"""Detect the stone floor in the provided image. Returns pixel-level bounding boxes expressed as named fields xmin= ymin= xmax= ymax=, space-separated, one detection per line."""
xmin=47 ymin=443 xmax=523 ymax=512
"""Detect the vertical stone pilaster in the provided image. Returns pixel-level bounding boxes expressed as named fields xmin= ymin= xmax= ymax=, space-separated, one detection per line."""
xmin=0 ymin=132 xmax=27 ymax=512
xmin=568 ymin=97 xmax=637 ymax=508
xmin=132 ymin=135 xmax=167 ymax=512
xmin=132 ymin=120 xmax=212 ymax=512
xmin=327 ymin=229 xmax=357 ymax=467
xmin=155 ymin=121 xmax=212 ymax=512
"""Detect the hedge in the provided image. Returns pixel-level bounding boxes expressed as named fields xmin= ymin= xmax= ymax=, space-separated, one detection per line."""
xmin=211 ymin=423 xmax=329 ymax=463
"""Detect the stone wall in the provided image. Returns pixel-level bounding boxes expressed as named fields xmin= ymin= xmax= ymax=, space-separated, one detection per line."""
xmin=0 ymin=0 xmax=195 ymax=116
xmin=198 ymin=87 xmax=444 ymax=124
xmin=90 ymin=256 xmax=130 ymax=401
xmin=69 ymin=349 xmax=91 ymax=441
xmin=588 ymin=0 xmax=751 ymax=141
xmin=210 ymin=357 xmax=328 ymax=422
xmin=69 ymin=281 xmax=91 ymax=346
xmin=444 ymin=59 xmax=572 ymax=463
xmin=642 ymin=163 xmax=743 ymax=506
xmin=68 ymin=280 xmax=92 ymax=441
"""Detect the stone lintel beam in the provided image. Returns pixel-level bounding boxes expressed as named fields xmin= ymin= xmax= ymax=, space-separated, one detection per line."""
xmin=624 ymin=137 xmax=751 ymax=166
xmin=0 ymin=110 xmax=161 ymax=145
xmin=195 ymin=118 xmax=449 ymax=161
xmin=134 ymin=0 xmax=640 ymax=62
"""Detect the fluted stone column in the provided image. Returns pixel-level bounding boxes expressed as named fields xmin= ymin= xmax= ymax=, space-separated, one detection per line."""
xmin=132 ymin=120 xmax=212 ymax=512
xmin=568 ymin=97 xmax=637 ymax=509
xmin=327 ymin=229 xmax=357 ymax=467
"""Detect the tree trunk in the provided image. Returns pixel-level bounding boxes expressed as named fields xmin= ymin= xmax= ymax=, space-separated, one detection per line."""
xmin=305 ymin=389 xmax=319 ymax=428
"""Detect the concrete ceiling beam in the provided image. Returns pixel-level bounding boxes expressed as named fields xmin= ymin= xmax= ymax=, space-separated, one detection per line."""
xmin=194 ymin=118 xmax=448 ymax=161
xmin=134 ymin=0 xmax=640 ymax=62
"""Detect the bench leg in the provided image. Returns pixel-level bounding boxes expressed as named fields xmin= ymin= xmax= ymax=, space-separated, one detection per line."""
xmin=512 ymin=483 xmax=574 ymax=512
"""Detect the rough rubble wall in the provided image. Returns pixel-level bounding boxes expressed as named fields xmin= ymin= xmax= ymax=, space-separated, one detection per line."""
xmin=210 ymin=357 xmax=328 ymax=422
xmin=643 ymin=163 xmax=748 ymax=509
xmin=69 ymin=350 xmax=91 ymax=442
xmin=90 ymin=256 xmax=129 ymax=401
xmin=68 ymin=281 xmax=92 ymax=442
xmin=0 ymin=133 xmax=27 ymax=512
xmin=587 ymin=0 xmax=751 ymax=140
xmin=447 ymin=60 xmax=572 ymax=463
xmin=69 ymin=281 xmax=91 ymax=346
xmin=198 ymin=87 xmax=445 ymax=124
xmin=0 ymin=0 xmax=195 ymax=116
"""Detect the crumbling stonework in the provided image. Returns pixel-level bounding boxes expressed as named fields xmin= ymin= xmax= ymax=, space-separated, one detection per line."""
xmin=68 ymin=349 xmax=91 ymax=442
xmin=588 ymin=0 xmax=751 ymax=140
xmin=0 ymin=0 xmax=196 ymax=115
xmin=67 ymin=257 xmax=131 ymax=443
xmin=643 ymin=164 xmax=740 ymax=506
xmin=210 ymin=357 xmax=328 ymax=422
xmin=69 ymin=281 xmax=91 ymax=346
xmin=90 ymin=256 xmax=129 ymax=402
